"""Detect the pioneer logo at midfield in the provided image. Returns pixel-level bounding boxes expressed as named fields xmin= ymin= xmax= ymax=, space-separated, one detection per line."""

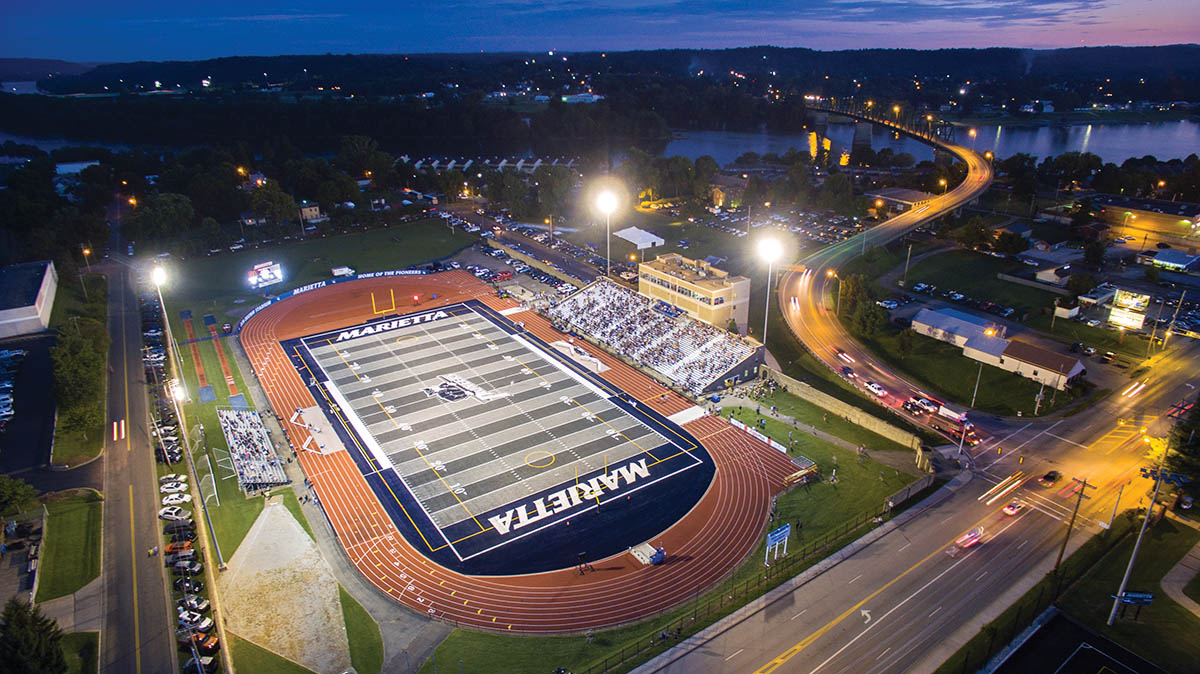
xmin=334 ymin=310 xmax=449 ymax=342
xmin=487 ymin=459 xmax=651 ymax=536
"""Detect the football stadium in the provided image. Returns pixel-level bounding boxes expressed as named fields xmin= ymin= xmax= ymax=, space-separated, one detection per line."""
xmin=239 ymin=270 xmax=802 ymax=631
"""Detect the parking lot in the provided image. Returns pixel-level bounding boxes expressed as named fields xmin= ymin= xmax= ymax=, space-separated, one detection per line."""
xmin=0 ymin=335 xmax=53 ymax=473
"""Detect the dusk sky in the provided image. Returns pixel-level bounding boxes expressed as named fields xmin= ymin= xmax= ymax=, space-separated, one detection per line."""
xmin=3 ymin=0 xmax=1198 ymax=63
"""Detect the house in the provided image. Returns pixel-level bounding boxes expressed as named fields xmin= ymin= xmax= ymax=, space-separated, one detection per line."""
xmin=710 ymin=174 xmax=749 ymax=208
xmin=864 ymin=187 xmax=936 ymax=213
xmin=996 ymin=340 xmax=1085 ymax=390
xmin=239 ymin=172 xmax=267 ymax=191
xmin=1035 ymin=264 xmax=1074 ymax=287
xmin=239 ymin=212 xmax=266 ymax=227
xmin=299 ymin=201 xmax=328 ymax=224
xmin=994 ymin=223 xmax=1032 ymax=239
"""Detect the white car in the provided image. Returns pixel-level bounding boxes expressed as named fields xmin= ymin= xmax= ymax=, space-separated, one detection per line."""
xmin=159 ymin=506 xmax=190 ymax=521
xmin=178 ymin=595 xmax=210 ymax=612
xmin=178 ymin=610 xmax=213 ymax=632
xmin=162 ymin=493 xmax=193 ymax=506
xmin=160 ymin=481 xmax=188 ymax=494
xmin=864 ymin=381 xmax=888 ymax=398
xmin=159 ymin=474 xmax=187 ymax=484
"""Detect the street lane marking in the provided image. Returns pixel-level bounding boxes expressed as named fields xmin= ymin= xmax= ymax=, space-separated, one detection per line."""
xmin=929 ymin=606 xmax=942 ymax=618
xmin=848 ymin=574 xmax=862 ymax=584
xmin=1045 ymin=433 xmax=1086 ymax=448
xmin=898 ymin=542 xmax=911 ymax=552
xmin=804 ymin=513 xmax=1030 ymax=674
xmin=791 ymin=609 xmax=807 ymax=621
xmin=128 ymin=485 xmax=141 ymax=674
xmin=876 ymin=647 xmax=891 ymax=661
xmin=752 ymin=507 xmax=1019 ymax=674
xmin=984 ymin=421 xmax=1064 ymax=469
xmin=976 ymin=571 xmax=988 ymax=581
xmin=726 ymin=649 xmax=744 ymax=661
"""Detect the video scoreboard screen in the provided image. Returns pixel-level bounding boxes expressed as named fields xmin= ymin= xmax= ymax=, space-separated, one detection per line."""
xmin=247 ymin=261 xmax=284 ymax=289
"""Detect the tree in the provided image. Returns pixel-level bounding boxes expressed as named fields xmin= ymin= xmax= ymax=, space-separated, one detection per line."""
xmin=838 ymin=274 xmax=870 ymax=316
xmin=1083 ymin=240 xmax=1108 ymax=267
xmin=50 ymin=331 xmax=104 ymax=415
xmin=952 ymin=217 xmax=989 ymax=249
xmin=1065 ymin=273 xmax=1098 ymax=298
xmin=897 ymin=328 xmax=916 ymax=359
xmin=0 ymin=476 xmax=37 ymax=514
xmin=994 ymin=231 xmax=1030 ymax=255
xmin=851 ymin=303 xmax=887 ymax=338
xmin=249 ymin=180 xmax=298 ymax=226
xmin=1168 ymin=396 xmax=1200 ymax=488
xmin=125 ymin=193 xmax=194 ymax=242
xmin=0 ymin=597 xmax=68 ymax=674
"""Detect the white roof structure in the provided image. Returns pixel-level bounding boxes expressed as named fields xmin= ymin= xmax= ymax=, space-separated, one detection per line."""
xmin=614 ymin=227 xmax=665 ymax=250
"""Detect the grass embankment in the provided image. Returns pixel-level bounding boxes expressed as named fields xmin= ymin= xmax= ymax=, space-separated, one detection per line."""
xmin=1026 ymin=312 xmax=1153 ymax=363
xmin=34 ymin=490 xmax=103 ymax=603
xmin=1057 ymin=517 xmax=1200 ymax=674
xmin=278 ymin=489 xmax=315 ymax=541
xmin=755 ymin=389 xmax=916 ymax=454
xmin=49 ymin=274 xmax=108 ymax=467
xmin=227 ymin=633 xmax=316 ymax=674
xmin=339 ymin=586 xmax=384 ymax=674
xmin=419 ymin=410 xmax=922 ymax=674
xmin=62 ymin=631 xmax=98 ymax=674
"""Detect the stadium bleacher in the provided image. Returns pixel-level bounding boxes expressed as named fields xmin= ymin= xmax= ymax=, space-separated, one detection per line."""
xmin=549 ymin=280 xmax=756 ymax=394
xmin=216 ymin=408 xmax=289 ymax=491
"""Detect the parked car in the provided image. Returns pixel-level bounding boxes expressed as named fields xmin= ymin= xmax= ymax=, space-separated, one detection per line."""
xmin=162 ymin=493 xmax=193 ymax=506
xmin=160 ymin=481 xmax=187 ymax=494
xmin=160 ymin=473 xmax=187 ymax=484
xmin=177 ymin=610 xmax=213 ymax=632
xmin=165 ymin=541 xmax=192 ymax=554
xmin=174 ymin=577 xmax=203 ymax=593
xmin=158 ymin=506 xmax=189 ymax=521
xmin=173 ymin=561 xmax=203 ymax=576
xmin=179 ymin=595 xmax=210 ymax=613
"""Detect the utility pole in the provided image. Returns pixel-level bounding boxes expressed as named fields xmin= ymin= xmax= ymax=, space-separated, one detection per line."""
xmin=1107 ymin=464 xmax=1168 ymax=625
xmin=1055 ymin=478 xmax=1091 ymax=574
xmin=1102 ymin=482 xmax=1126 ymax=530
xmin=902 ymin=243 xmax=913 ymax=286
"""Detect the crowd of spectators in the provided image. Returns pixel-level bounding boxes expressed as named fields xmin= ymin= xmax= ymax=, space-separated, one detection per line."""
xmin=217 ymin=409 xmax=288 ymax=491
xmin=548 ymin=280 xmax=756 ymax=394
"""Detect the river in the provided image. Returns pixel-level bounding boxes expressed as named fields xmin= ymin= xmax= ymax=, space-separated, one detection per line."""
xmin=664 ymin=120 xmax=1200 ymax=166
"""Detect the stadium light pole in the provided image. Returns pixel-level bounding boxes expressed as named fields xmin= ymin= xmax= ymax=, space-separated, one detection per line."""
xmin=152 ymin=265 xmax=188 ymax=402
xmin=759 ymin=238 xmax=782 ymax=346
xmin=597 ymin=191 xmax=618 ymax=278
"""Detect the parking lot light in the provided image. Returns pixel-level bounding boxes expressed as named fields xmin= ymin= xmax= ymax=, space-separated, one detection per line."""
xmin=597 ymin=191 xmax=618 ymax=277
xmin=759 ymin=238 xmax=782 ymax=346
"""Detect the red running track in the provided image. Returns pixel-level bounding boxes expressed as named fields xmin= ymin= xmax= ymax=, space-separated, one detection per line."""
xmin=239 ymin=271 xmax=798 ymax=632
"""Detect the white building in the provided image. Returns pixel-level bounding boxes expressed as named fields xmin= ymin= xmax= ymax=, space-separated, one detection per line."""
xmin=0 ymin=260 xmax=57 ymax=339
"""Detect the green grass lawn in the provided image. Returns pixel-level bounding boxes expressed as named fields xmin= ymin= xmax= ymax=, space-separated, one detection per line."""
xmin=756 ymin=389 xmax=917 ymax=455
xmin=857 ymin=326 xmax=1088 ymax=416
xmin=228 ymin=633 xmax=315 ymax=674
xmin=34 ymin=490 xmax=103 ymax=603
xmin=1058 ymin=518 xmax=1200 ymax=674
xmin=1025 ymin=312 xmax=1154 ymax=363
xmin=339 ymin=586 xmax=383 ymax=674
xmin=418 ymin=409 xmax=919 ymax=674
xmin=159 ymin=218 xmax=477 ymax=327
xmin=903 ymin=249 xmax=1059 ymax=316
xmin=62 ymin=631 xmax=98 ymax=674
xmin=49 ymin=274 xmax=109 ymax=467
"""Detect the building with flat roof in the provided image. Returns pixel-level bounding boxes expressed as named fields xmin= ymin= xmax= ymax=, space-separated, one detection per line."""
xmin=638 ymin=254 xmax=751 ymax=332
xmin=911 ymin=307 xmax=1005 ymax=347
xmin=864 ymin=187 xmax=936 ymax=212
xmin=1139 ymin=248 xmax=1200 ymax=271
xmin=0 ymin=260 xmax=57 ymax=339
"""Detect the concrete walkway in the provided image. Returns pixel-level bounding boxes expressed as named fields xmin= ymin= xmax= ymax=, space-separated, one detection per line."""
xmin=715 ymin=393 xmax=921 ymax=475
xmin=37 ymin=576 xmax=103 ymax=633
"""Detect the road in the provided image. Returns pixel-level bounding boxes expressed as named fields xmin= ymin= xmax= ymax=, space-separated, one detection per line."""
xmin=642 ymin=337 xmax=1199 ymax=674
xmin=99 ymin=205 xmax=176 ymax=674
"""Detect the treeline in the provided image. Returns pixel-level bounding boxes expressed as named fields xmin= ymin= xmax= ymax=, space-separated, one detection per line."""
xmin=997 ymin=151 xmax=1200 ymax=201
xmin=0 ymin=157 xmax=107 ymax=273
xmin=51 ymin=276 xmax=109 ymax=441
xmin=0 ymin=93 xmax=671 ymax=156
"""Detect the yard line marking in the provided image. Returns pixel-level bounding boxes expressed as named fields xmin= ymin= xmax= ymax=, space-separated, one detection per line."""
xmin=726 ymin=649 xmax=744 ymax=661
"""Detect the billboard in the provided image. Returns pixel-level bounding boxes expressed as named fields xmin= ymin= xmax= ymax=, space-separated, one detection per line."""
xmin=1108 ymin=307 xmax=1146 ymax=330
xmin=247 ymin=261 xmax=284 ymax=289
xmin=1113 ymin=289 xmax=1150 ymax=312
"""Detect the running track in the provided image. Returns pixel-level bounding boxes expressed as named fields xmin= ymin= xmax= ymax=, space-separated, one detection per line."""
xmin=240 ymin=271 xmax=798 ymax=632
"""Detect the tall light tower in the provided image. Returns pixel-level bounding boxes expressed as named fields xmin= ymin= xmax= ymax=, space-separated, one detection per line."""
xmin=596 ymin=191 xmax=618 ymax=277
xmin=152 ymin=265 xmax=187 ymax=401
xmin=758 ymin=238 xmax=782 ymax=346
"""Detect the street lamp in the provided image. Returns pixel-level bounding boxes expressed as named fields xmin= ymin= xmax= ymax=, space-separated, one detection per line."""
xmin=596 ymin=191 xmax=618 ymax=277
xmin=969 ymin=127 xmax=977 ymax=150
xmin=759 ymin=238 xmax=782 ymax=346
xmin=827 ymin=269 xmax=842 ymax=316
xmin=151 ymin=265 xmax=187 ymax=401
xmin=939 ymin=178 xmax=948 ymax=194
xmin=81 ymin=247 xmax=92 ymax=272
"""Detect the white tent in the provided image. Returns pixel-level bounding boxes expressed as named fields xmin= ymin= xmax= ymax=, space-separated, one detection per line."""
xmin=614 ymin=227 xmax=665 ymax=250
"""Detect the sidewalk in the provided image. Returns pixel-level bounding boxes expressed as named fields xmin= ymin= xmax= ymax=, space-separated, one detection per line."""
xmin=715 ymin=393 xmax=920 ymax=475
xmin=1160 ymin=524 xmax=1200 ymax=619
xmin=37 ymin=576 xmax=103 ymax=633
